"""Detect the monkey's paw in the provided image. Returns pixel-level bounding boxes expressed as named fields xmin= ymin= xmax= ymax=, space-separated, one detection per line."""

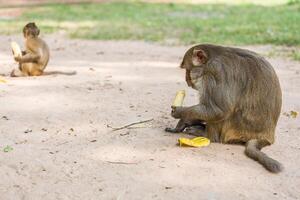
xmin=165 ymin=127 xmax=179 ymax=133
xmin=14 ymin=55 xmax=21 ymax=62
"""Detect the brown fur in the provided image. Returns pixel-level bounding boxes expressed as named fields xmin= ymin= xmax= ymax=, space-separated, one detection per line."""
xmin=11 ymin=22 xmax=50 ymax=77
xmin=166 ymin=44 xmax=283 ymax=173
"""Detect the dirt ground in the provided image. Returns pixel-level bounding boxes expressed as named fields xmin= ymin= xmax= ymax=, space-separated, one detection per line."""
xmin=0 ymin=34 xmax=299 ymax=200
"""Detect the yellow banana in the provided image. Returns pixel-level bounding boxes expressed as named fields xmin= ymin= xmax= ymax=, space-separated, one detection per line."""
xmin=178 ymin=137 xmax=210 ymax=147
xmin=172 ymin=90 xmax=185 ymax=107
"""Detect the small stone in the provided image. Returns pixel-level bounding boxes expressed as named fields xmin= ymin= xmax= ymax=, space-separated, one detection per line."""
xmin=24 ymin=129 xmax=32 ymax=134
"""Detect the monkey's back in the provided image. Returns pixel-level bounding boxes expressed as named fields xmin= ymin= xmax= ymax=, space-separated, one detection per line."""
xmin=26 ymin=37 xmax=50 ymax=70
xmin=213 ymin=45 xmax=282 ymax=143
xmin=37 ymin=38 xmax=50 ymax=69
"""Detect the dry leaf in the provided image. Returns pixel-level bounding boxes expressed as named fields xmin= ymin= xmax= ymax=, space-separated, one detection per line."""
xmin=290 ymin=111 xmax=298 ymax=118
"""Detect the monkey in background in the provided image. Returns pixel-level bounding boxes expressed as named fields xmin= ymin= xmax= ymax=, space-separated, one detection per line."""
xmin=166 ymin=44 xmax=283 ymax=173
xmin=11 ymin=22 xmax=50 ymax=77
xmin=11 ymin=22 xmax=76 ymax=77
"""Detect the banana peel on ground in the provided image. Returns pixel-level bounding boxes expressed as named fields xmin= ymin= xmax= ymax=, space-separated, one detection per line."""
xmin=178 ymin=137 xmax=210 ymax=148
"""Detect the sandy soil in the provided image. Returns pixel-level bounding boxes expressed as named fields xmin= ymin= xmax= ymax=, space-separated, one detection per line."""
xmin=0 ymin=34 xmax=299 ymax=200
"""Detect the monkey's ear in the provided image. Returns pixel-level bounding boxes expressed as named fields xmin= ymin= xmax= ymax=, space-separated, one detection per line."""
xmin=192 ymin=49 xmax=207 ymax=66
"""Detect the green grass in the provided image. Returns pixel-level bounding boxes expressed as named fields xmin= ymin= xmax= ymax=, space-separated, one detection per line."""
xmin=0 ymin=1 xmax=299 ymax=46
xmin=291 ymin=50 xmax=300 ymax=60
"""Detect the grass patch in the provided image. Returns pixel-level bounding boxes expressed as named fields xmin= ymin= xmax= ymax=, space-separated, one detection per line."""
xmin=291 ymin=50 xmax=300 ymax=60
xmin=0 ymin=1 xmax=299 ymax=46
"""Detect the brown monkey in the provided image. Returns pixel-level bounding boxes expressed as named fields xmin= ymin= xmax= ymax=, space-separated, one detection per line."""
xmin=166 ymin=44 xmax=283 ymax=173
xmin=11 ymin=22 xmax=50 ymax=77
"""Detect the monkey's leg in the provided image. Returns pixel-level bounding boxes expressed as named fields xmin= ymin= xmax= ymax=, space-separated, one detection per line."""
xmin=205 ymin=123 xmax=222 ymax=143
xmin=165 ymin=119 xmax=187 ymax=133
xmin=184 ymin=124 xmax=207 ymax=137
xmin=24 ymin=63 xmax=43 ymax=76
xmin=11 ymin=63 xmax=41 ymax=77
xmin=10 ymin=69 xmax=25 ymax=77
xmin=17 ymin=53 xmax=40 ymax=63
xmin=10 ymin=63 xmax=28 ymax=77
xmin=30 ymin=68 xmax=43 ymax=76
xmin=165 ymin=118 xmax=206 ymax=134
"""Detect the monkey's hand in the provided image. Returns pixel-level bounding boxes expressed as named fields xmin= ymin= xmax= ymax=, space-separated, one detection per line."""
xmin=171 ymin=106 xmax=187 ymax=119
xmin=14 ymin=55 xmax=21 ymax=62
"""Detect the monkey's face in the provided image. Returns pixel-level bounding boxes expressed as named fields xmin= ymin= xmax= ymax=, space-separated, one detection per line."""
xmin=23 ymin=22 xmax=40 ymax=38
xmin=180 ymin=48 xmax=194 ymax=70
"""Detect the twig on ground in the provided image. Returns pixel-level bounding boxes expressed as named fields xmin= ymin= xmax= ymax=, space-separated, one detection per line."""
xmin=56 ymin=141 xmax=69 ymax=146
xmin=107 ymin=118 xmax=153 ymax=131
xmin=106 ymin=161 xmax=139 ymax=165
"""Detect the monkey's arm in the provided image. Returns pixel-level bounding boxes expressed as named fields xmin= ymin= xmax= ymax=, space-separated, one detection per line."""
xmin=173 ymin=104 xmax=226 ymax=122
xmin=165 ymin=119 xmax=187 ymax=133
xmin=173 ymin=69 xmax=234 ymax=122
xmin=15 ymin=52 xmax=41 ymax=63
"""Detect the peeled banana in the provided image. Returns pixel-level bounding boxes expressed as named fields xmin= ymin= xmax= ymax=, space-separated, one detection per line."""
xmin=172 ymin=90 xmax=185 ymax=107
xmin=11 ymin=41 xmax=22 ymax=57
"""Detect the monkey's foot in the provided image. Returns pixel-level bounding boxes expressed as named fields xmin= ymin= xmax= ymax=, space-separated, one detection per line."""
xmin=165 ymin=127 xmax=180 ymax=133
xmin=10 ymin=69 xmax=23 ymax=77
xmin=184 ymin=126 xmax=206 ymax=137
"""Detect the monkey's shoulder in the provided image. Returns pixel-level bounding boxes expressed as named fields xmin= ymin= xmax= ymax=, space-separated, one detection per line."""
xmin=213 ymin=46 xmax=270 ymax=67
xmin=198 ymin=44 xmax=261 ymax=60
xmin=25 ymin=37 xmax=49 ymax=53
xmin=26 ymin=37 xmax=47 ymax=46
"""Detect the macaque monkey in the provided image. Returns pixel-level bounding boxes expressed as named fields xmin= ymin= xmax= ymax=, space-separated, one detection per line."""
xmin=166 ymin=44 xmax=283 ymax=173
xmin=11 ymin=22 xmax=50 ymax=77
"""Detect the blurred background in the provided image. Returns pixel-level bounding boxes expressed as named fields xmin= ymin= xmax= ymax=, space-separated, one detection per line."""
xmin=0 ymin=0 xmax=299 ymax=58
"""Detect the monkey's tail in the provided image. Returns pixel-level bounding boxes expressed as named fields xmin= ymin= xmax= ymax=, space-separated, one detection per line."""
xmin=44 ymin=71 xmax=77 ymax=76
xmin=245 ymin=139 xmax=283 ymax=173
